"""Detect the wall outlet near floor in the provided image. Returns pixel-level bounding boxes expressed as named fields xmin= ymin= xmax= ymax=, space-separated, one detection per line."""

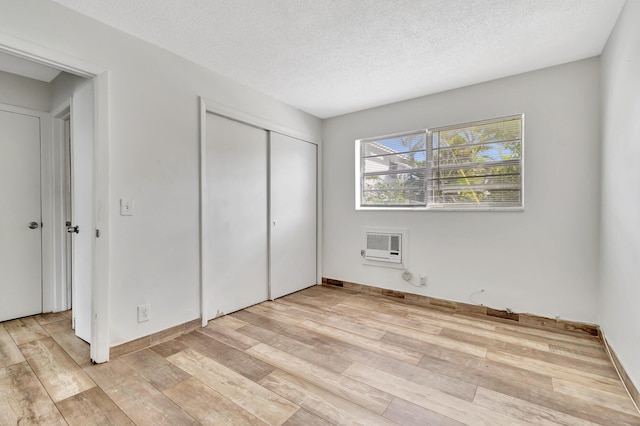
xmin=137 ymin=304 xmax=150 ymax=322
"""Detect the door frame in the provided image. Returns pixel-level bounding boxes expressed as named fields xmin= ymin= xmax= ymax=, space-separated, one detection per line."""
xmin=199 ymin=97 xmax=321 ymax=327
xmin=0 ymin=32 xmax=111 ymax=363
xmin=50 ymin=100 xmax=71 ymax=314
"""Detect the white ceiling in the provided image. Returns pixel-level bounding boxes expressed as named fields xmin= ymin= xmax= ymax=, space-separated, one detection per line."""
xmin=0 ymin=50 xmax=62 ymax=82
xmin=51 ymin=0 xmax=624 ymax=118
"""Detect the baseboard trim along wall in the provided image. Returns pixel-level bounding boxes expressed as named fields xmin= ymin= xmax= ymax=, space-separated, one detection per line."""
xmin=600 ymin=331 xmax=640 ymax=412
xmin=321 ymin=277 xmax=599 ymax=337
xmin=109 ymin=318 xmax=202 ymax=359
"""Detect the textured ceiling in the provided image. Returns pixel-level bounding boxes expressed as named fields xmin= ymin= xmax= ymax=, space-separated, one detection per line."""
xmin=51 ymin=0 xmax=624 ymax=118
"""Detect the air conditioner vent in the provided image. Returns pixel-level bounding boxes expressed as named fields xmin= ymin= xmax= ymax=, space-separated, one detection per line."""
xmin=365 ymin=232 xmax=402 ymax=263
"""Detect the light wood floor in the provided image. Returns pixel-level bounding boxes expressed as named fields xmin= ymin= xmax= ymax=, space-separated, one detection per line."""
xmin=1 ymin=285 xmax=639 ymax=425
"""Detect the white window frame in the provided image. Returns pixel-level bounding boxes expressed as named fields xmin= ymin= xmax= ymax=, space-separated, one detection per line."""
xmin=355 ymin=114 xmax=524 ymax=211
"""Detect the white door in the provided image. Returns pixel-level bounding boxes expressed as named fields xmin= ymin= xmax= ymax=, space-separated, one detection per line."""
xmin=70 ymin=82 xmax=94 ymax=343
xmin=205 ymin=113 xmax=269 ymax=318
xmin=270 ymin=132 xmax=317 ymax=299
xmin=0 ymin=109 xmax=42 ymax=322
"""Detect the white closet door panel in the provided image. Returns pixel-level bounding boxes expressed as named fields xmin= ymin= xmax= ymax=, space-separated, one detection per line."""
xmin=270 ymin=132 xmax=317 ymax=299
xmin=206 ymin=113 xmax=268 ymax=318
xmin=0 ymin=110 xmax=42 ymax=321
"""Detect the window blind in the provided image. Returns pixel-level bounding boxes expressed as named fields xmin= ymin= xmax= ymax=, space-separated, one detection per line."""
xmin=356 ymin=115 xmax=523 ymax=210
xmin=360 ymin=131 xmax=427 ymax=207
xmin=429 ymin=115 xmax=523 ymax=208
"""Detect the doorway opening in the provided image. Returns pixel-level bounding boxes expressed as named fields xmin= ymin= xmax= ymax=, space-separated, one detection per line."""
xmin=0 ymin=38 xmax=110 ymax=362
xmin=51 ymin=77 xmax=95 ymax=346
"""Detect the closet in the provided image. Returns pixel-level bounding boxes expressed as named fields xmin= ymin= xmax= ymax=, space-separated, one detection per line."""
xmin=270 ymin=132 xmax=317 ymax=299
xmin=204 ymin=112 xmax=317 ymax=320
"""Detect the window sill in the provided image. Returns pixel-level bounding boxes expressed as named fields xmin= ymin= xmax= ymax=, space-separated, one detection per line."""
xmin=356 ymin=206 xmax=525 ymax=212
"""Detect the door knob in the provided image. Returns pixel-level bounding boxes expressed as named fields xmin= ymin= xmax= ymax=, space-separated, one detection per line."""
xmin=28 ymin=222 xmax=39 ymax=229
xmin=67 ymin=225 xmax=79 ymax=234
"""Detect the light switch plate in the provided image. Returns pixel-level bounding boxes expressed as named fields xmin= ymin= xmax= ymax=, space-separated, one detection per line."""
xmin=120 ymin=198 xmax=133 ymax=216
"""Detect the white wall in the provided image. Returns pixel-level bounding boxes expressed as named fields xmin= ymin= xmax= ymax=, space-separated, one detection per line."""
xmin=599 ymin=0 xmax=640 ymax=393
xmin=0 ymin=70 xmax=51 ymax=111
xmin=0 ymin=68 xmax=85 ymax=114
xmin=50 ymin=71 xmax=87 ymax=109
xmin=323 ymin=58 xmax=601 ymax=323
xmin=0 ymin=0 xmax=322 ymax=346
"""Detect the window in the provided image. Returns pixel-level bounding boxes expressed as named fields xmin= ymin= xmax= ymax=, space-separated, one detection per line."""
xmin=358 ymin=130 xmax=427 ymax=207
xmin=356 ymin=115 xmax=523 ymax=210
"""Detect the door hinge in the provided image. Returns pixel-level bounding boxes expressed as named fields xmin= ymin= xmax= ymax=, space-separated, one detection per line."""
xmin=96 ymin=229 xmax=101 ymax=238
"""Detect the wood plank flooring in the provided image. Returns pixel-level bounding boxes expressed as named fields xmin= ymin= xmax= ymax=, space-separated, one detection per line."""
xmin=1 ymin=285 xmax=638 ymax=425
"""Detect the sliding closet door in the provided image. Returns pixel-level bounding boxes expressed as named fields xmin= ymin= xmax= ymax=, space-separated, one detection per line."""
xmin=205 ymin=113 xmax=269 ymax=318
xmin=270 ymin=132 xmax=317 ymax=299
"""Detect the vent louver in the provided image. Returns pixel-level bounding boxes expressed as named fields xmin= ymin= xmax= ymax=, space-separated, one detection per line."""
xmin=365 ymin=232 xmax=402 ymax=263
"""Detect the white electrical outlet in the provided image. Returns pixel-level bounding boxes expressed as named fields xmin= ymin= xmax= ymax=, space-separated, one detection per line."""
xmin=137 ymin=304 xmax=150 ymax=322
xmin=120 ymin=198 xmax=134 ymax=216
